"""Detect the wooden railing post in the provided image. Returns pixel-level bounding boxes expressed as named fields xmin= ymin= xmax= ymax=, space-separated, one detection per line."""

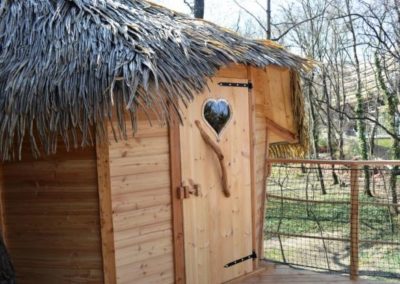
xmin=350 ymin=165 xmax=359 ymax=280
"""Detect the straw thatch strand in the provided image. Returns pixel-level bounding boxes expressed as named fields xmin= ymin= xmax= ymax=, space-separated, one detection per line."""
xmin=0 ymin=0 xmax=312 ymax=160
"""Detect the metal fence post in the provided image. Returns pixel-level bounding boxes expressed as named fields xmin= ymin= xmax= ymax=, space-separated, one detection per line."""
xmin=350 ymin=165 xmax=359 ymax=280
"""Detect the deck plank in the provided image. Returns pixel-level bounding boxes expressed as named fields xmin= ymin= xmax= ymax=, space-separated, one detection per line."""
xmin=235 ymin=263 xmax=383 ymax=284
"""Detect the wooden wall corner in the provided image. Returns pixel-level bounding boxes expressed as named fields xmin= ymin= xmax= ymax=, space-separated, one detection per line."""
xmin=247 ymin=66 xmax=259 ymax=270
xmin=168 ymin=108 xmax=186 ymax=284
xmin=96 ymin=140 xmax=117 ymax=284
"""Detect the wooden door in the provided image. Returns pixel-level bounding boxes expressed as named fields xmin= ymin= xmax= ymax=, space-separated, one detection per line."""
xmin=180 ymin=77 xmax=253 ymax=284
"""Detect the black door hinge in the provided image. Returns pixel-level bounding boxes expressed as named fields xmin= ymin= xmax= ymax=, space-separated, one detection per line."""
xmin=218 ymin=82 xmax=253 ymax=89
xmin=224 ymin=251 xmax=257 ymax=268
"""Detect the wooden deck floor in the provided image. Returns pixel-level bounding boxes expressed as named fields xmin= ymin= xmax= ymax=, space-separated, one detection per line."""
xmin=232 ymin=263 xmax=383 ymax=284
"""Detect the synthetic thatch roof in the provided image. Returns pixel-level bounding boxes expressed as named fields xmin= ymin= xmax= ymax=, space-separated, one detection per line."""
xmin=0 ymin=0 xmax=312 ymax=160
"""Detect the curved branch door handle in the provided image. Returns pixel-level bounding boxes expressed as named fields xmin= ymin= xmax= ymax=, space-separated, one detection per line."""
xmin=195 ymin=120 xmax=230 ymax=198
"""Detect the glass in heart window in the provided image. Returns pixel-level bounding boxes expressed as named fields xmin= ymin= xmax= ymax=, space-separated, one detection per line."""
xmin=202 ymin=99 xmax=232 ymax=139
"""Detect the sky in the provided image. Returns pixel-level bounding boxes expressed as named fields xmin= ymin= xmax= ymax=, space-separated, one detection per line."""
xmin=151 ymin=0 xmax=294 ymax=15
xmin=150 ymin=0 xmax=294 ymax=38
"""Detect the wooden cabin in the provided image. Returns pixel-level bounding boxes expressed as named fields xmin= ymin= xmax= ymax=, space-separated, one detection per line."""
xmin=0 ymin=1 xmax=311 ymax=283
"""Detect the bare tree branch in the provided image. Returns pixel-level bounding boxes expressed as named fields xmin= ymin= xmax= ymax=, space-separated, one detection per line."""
xmin=232 ymin=0 xmax=269 ymax=36
xmin=183 ymin=0 xmax=194 ymax=13
xmin=273 ymin=11 xmax=327 ymax=41
xmin=316 ymin=98 xmax=399 ymax=140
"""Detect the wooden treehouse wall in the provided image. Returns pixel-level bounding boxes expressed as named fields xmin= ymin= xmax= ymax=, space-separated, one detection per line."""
xmin=104 ymin=65 xmax=297 ymax=283
xmin=108 ymin=114 xmax=174 ymax=284
xmin=261 ymin=66 xmax=296 ymax=144
xmin=0 ymin=64 xmax=298 ymax=284
xmin=0 ymin=144 xmax=104 ymax=283
xmin=250 ymin=65 xmax=295 ymax=257
xmin=270 ymin=67 xmax=296 ymax=138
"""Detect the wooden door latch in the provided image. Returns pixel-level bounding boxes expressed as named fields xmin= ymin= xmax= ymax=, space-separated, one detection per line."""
xmin=177 ymin=184 xmax=201 ymax=199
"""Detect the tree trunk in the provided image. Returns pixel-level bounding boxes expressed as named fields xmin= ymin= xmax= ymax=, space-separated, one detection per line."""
xmin=194 ymin=0 xmax=204 ymax=19
xmin=307 ymin=76 xmax=326 ymax=195
xmin=369 ymin=120 xmax=377 ymax=157
xmin=375 ymin=53 xmax=399 ymax=215
xmin=368 ymin=96 xmax=379 ymax=158
xmin=266 ymin=0 xmax=271 ymax=39
xmin=345 ymin=0 xmax=372 ymax=196
xmin=322 ymin=69 xmax=339 ymax=184
xmin=338 ymin=56 xmax=346 ymax=160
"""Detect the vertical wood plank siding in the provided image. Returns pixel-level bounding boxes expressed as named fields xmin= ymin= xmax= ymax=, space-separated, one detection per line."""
xmin=108 ymin=116 xmax=174 ymax=284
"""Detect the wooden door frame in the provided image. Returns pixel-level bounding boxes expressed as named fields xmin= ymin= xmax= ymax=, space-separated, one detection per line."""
xmin=169 ymin=69 xmax=259 ymax=283
xmin=169 ymin=107 xmax=186 ymax=284
xmin=247 ymin=67 xmax=258 ymax=269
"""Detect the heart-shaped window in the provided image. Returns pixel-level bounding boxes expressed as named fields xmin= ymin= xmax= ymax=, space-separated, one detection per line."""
xmin=202 ymin=99 xmax=232 ymax=137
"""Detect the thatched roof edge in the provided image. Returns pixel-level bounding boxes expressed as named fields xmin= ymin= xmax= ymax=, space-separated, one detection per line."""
xmin=0 ymin=0 xmax=312 ymax=160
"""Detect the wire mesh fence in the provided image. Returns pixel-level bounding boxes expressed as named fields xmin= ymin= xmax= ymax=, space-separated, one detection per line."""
xmin=264 ymin=161 xmax=400 ymax=282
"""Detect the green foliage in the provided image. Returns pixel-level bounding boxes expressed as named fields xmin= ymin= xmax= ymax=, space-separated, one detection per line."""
xmin=375 ymin=138 xmax=393 ymax=149
xmin=265 ymin=199 xmax=350 ymax=235
xmin=343 ymin=138 xmax=361 ymax=158
xmin=265 ymin=188 xmax=399 ymax=242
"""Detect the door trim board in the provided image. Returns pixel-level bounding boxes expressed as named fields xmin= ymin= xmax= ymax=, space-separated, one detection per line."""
xmin=169 ymin=106 xmax=186 ymax=284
